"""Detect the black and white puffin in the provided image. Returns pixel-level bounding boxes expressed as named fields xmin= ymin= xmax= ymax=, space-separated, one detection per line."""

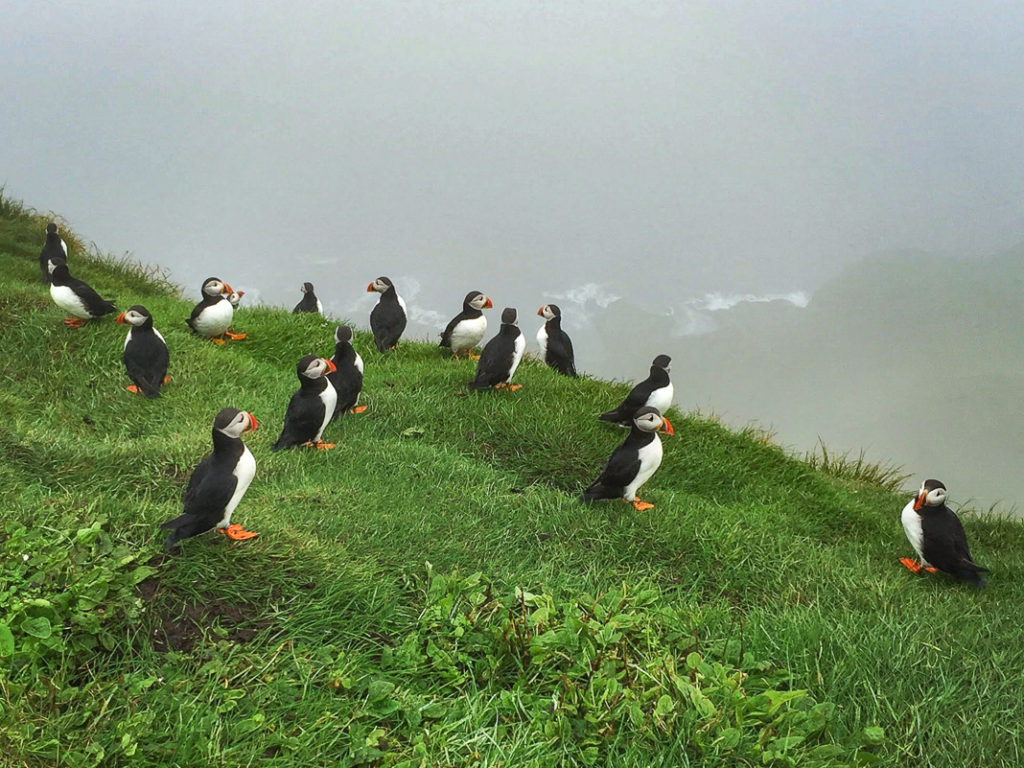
xmin=293 ymin=282 xmax=323 ymax=314
xmin=117 ymin=305 xmax=170 ymax=397
xmin=40 ymin=222 xmax=68 ymax=283
xmin=440 ymin=290 xmax=493 ymax=359
xmin=327 ymin=324 xmax=366 ymax=420
xmin=47 ymin=259 xmax=116 ymax=327
xmin=599 ymin=354 xmax=673 ymax=425
xmin=581 ymin=406 xmax=674 ymax=511
xmin=227 ymin=289 xmax=245 ymax=310
xmin=536 ymin=304 xmax=577 ymax=377
xmin=160 ymin=407 xmax=259 ymax=549
xmin=468 ymin=307 xmax=526 ymax=390
xmin=900 ymin=478 xmax=989 ymax=585
xmin=187 ymin=277 xmax=243 ymax=343
xmin=271 ymin=355 xmax=339 ymax=451
xmin=367 ymin=276 xmax=407 ymax=351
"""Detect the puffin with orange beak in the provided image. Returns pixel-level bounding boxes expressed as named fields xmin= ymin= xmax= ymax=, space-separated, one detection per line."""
xmin=117 ymin=305 xmax=170 ymax=397
xmin=186 ymin=277 xmax=245 ymax=343
xmin=161 ymin=407 xmax=260 ymax=549
xmin=440 ymin=290 xmax=492 ymax=359
xmin=536 ymin=304 xmax=577 ymax=377
xmin=900 ymin=478 xmax=988 ymax=585
xmin=367 ymin=276 xmax=407 ymax=351
xmin=271 ymin=355 xmax=339 ymax=451
xmin=581 ymin=406 xmax=674 ymax=511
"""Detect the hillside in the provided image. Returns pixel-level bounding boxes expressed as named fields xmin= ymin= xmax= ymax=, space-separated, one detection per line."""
xmin=2 ymin=194 xmax=1024 ymax=767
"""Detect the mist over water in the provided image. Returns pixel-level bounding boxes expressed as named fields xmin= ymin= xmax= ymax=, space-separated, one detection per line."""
xmin=4 ymin=2 xmax=1024 ymax=511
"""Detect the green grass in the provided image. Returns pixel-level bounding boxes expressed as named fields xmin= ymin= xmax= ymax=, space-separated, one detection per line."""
xmin=2 ymin=190 xmax=1024 ymax=767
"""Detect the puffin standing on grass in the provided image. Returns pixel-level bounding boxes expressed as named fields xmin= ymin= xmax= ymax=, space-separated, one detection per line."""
xmin=117 ymin=305 xmax=170 ymax=397
xmin=187 ymin=277 xmax=244 ymax=343
xmin=599 ymin=354 xmax=673 ymax=425
xmin=440 ymin=290 xmax=493 ymax=359
xmin=468 ymin=307 xmax=526 ymax=391
xmin=160 ymin=407 xmax=260 ymax=549
xmin=536 ymin=304 xmax=577 ymax=377
xmin=40 ymin=222 xmax=68 ymax=283
xmin=271 ymin=355 xmax=338 ymax=450
xmin=900 ymin=478 xmax=989 ymax=585
xmin=367 ymin=276 xmax=407 ymax=351
xmin=581 ymin=406 xmax=674 ymax=511
xmin=328 ymin=325 xmax=366 ymax=420
xmin=47 ymin=259 xmax=116 ymax=327
xmin=293 ymin=282 xmax=323 ymax=314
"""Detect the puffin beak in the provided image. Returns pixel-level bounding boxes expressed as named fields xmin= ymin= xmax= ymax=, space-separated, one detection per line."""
xmin=537 ymin=306 xmax=545 ymax=316
xmin=483 ymin=297 xmax=493 ymax=309
xmin=115 ymin=312 xmax=126 ymax=324
xmin=366 ymin=282 xmax=375 ymax=292
xmin=658 ymin=418 xmax=675 ymax=436
xmin=246 ymin=413 xmax=259 ymax=432
xmin=913 ymin=491 xmax=927 ymax=511
xmin=324 ymin=358 xmax=338 ymax=374
xmin=236 ymin=290 xmax=245 ymax=298
xmin=222 ymin=283 xmax=234 ymax=294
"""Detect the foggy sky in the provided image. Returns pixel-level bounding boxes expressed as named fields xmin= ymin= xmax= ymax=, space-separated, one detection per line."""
xmin=4 ymin=1 xmax=1024 ymax=308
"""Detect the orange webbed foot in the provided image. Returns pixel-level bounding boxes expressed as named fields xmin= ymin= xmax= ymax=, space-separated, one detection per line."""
xmin=900 ymin=557 xmax=924 ymax=573
xmin=219 ymin=524 xmax=259 ymax=541
xmin=225 ymin=331 xmax=247 ymax=340
xmin=349 ymin=405 xmax=368 ymax=414
xmin=631 ymin=499 xmax=654 ymax=511
xmin=468 ymin=352 xmax=481 ymax=360
xmin=211 ymin=336 xmax=227 ymax=345
xmin=126 ymin=385 xmax=141 ymax=394
xmin=495 ymin=382 xmax=507 ymax=390
xmin=162 ymin=374 xmax=171 ymax=384
xmin=64 ymin=317 xmax=86 ymax=328
xmin=508 ymin=384 xmax=522 ymax=391
xmin=924 ymin=566 xmax=938 ymax=574
xmin=303 ymin=440 xmax=335 ymax=450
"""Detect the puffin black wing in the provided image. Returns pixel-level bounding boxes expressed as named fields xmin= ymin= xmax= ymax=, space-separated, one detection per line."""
xmin=599 ymin=387 xmax=648 ymax=424
xmin=439 ymin=313 xmax=464 ymax=349
xmin=161 ymin=455 xmax=237 ymax=546
xmin=271 ymin=391 xmax=323 ymax=450
xmin=64 ymin=274 xmax=117 ymax=317
xmin=927 ymin=508 xmax=990 ymax=584
xmin=468 ymin=338 xmax=513 ymax=389
xmin=124 ymin=333 xmax=169 ymax=398
xmin=370 ymin=300 xmax=406 ymax=351
xmin=581 ymin=445 xmax=641 ymax=502
xmin=545 ymin=327 xmax=577 ymax=377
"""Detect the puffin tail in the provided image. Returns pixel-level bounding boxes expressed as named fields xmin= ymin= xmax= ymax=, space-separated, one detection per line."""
xmin=598 ymin=409 xmax=621 ymax=423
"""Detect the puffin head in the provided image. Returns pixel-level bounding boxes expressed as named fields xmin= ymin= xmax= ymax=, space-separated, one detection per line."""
xmin=297 ymin=354 xmax=337 ymax=380
xmin=537 ymin=304 xmax=561 ymax=321
xmin=46 ymin=222 xmax=59 ymax=236
xmin=227 ymin=290 xmax=245 ymax=308
xmin=632 ymin=406 xmax=674 ymax=436
xmin=116 ymin=305 xmax=153 ymax=327
xmin=334 ymin=324 xmax=353 ymax=344
xmin=500 ymin=307 xmax=518 ymax=326
xmin=201 ymin=277 xmax=231 ymax=297
xmin=47 ymin=257 xmax=68 ymax=277
xmin=913 ymin=479 xmax=947 ymax=511
xmin=367 ymin=276 xmax=394 ymax=294
xmin=301 ymin=282 xmax=315 ymax=294
xmin=652 ymin=354 xmax=672 ymax=374
xmin=214 ymin=407 xmax=259 ymax=438
xmin=466 ymin=291 xmax=493 ymax=311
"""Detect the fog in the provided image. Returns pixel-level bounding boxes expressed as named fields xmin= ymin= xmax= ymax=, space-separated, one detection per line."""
xmin=4 ymin=2 xmax=1023 ymax=509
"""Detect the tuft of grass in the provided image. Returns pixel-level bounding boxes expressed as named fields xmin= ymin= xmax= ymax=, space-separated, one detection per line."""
xmin=804 ymin=438 xmax=910 ymax=493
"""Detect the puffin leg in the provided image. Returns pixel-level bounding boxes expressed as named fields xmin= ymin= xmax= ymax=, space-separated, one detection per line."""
xmin=162 ymin=374 xmax=172 ymax=384
xmin=495 ymin=382 xmax=507 ymax=390
xmin=211 ymin=336 xmax=227 ymax=345
xmin=468 ymin=351 xmax=481 ymax=360
xmin=631 ymin=498 xmax=654 ymax=511
xmin=224 ymin=330 xmax=247 ymax=340
xmin=126 ymin=385 xmax=141 ymax=394
xmin=64 ymin=317 xmax=86 ymax=328
xmin=218 ymin=524 xmax=259 ymax=541
xmin=923 ymin=566 xmax=938 ymax=573
xmin=349 ymin=405 xmax=368 ymax=414
xmin=303 ymin=440 xmax=336 ymax=450
xmin=508 ymin=384 xmax=523 ymax=392
xmin=899 ymin=557 xmax=924 ymax=573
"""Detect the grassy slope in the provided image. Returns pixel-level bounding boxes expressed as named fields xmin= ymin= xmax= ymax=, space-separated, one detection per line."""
xmin=1 ymin=198 xmax=1024 ymax=767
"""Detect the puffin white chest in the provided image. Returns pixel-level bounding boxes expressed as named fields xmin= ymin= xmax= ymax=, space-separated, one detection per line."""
xmin=536 ymin=324 xmax=549 ymax=358
xmin=354 ymin=352 xmax=364 ymax=374
xmin=316 ymin=382 xmax=338 ymax=440
xmin=901 ymin=500 xmax=926 ymax=563
xmin=625 ymin=437 xmax=664 ymax=500
xmin=192 ymin=299 xmax=234 ymax=337
xmin=645 ymin=383 xmax=674 ymax=415
xmin=217 ymin=445 xmax=256 ymax=528
xmin=507 ymin=333 xmax=526 ymax=381
xmin=50 ymin=284 xmax=90 ymax=318
xmin=450 ymin=314 xmax=487 ymax=351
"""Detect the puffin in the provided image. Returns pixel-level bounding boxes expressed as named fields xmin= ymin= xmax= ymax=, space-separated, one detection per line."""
xmin=293 ymin=282 xmax=323 ymax=314
xmin=367 ymin=276 xmax=407 ymax=351
xmin=599 ymin=354 xmax=673 ymax=425
xmin=536 ymin=304 xmax=577 ymax=377
xmin=327 ymin=324 xmax=366 ymax=419
xmin=117 ymin=305 xmax=170 ymax=397
xmin=900 ymin=478 xmax=989 ymax=585
xmin=227 ymin=289 xmax=245 ymax=310
xmin=581 ymin=406 xmax=674 ymax=511
xmin=187 ymin=277 xmax=244 ymax=343
xmin=47 ymin=259 xmax=116 ymax=327
xmin=439 ymin=290 xmax=493 ymax=359
xmin=271 ymin=355 xmax=339 ymax=451
xmin=468 ymin=307 xmax=526 ymax=390
xmin=160 ymin=407 xmax=260 ymax=549
xmin=40 ymin=222 xmax=68 ymax=283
